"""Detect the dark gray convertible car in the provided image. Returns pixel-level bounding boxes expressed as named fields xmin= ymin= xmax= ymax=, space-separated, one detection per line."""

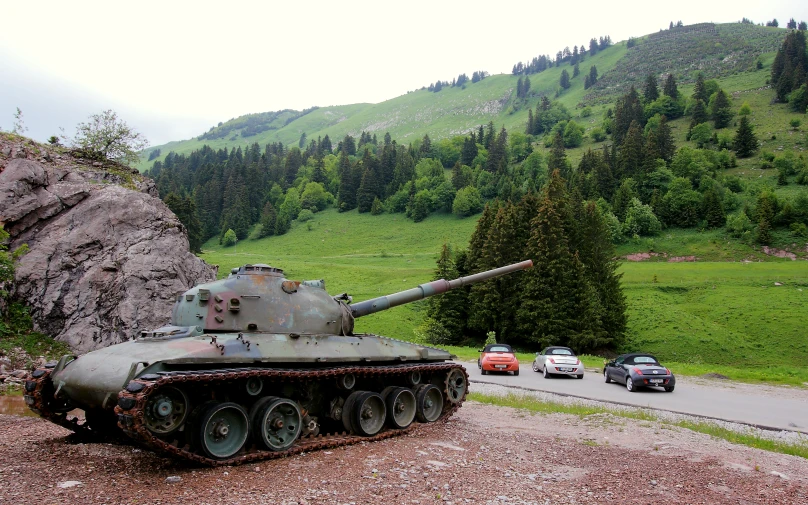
xmin=603 ymin=353 xmax=675 ymax=392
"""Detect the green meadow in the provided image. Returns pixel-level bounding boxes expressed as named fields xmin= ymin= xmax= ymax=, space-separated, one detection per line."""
xmin=199 ymin=207 xmax=808 ymax=386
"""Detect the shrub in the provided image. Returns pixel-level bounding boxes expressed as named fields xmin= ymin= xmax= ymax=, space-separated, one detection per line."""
xmin=452 ymin=186 xmax=484 ymax=217
xmin=222 ymin=228 xmax=237 ymax=247
xmin=297 ymin=209 xmax=314 ymax=222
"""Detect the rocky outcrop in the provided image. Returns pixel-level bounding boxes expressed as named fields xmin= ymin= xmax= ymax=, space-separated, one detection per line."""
xmin=0 ymin=135 xmax=217 ymax=353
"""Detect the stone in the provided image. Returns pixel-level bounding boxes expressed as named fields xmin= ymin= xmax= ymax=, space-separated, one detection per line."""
xmin=57 ymin=481 xmax=83 ymax=489
xmin=165 ymin=476 xmax=182 ymax=483
xmin=0 ymin=138 xmax=217 ymax=353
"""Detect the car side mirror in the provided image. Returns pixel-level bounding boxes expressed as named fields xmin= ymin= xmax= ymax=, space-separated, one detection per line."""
xmin=477 ymin=349 xmax=483 ymax=353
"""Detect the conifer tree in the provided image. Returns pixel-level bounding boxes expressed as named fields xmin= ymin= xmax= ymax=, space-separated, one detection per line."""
xmin=547 ymin=130 xmax=571 ymax=180
xmin=733 ymin=115 xmax=759 ymax=158
xmin=164 ymin=193 xmax=203 ymax=253
xmin=692 ymin=73 xmax=708 ymax=103
xmin=258 ymin=201 xmax=278 ymax=237
xmin=619 ymin=121 xmax=645 ymax=179
xmin=663 ymin=73 xmax=679 ymax=98
xmin=690 ymin=99 xmax=708 ymax=127
xmin=424 ymin=244 xmax=468 ymax=344
xmin=337 ymin=149 xmax=357 ymax=212
xmin=613 ymin=86 xmax=644 ymax=144
xmin=516 ymin=170 xmax=591 ymax=348
xmin=559 ymin=69 xmax=571 ymax=89
xmin=573 ymin=62 xmax=580 ymax=79
xmin=643 ymin=74 xmax=659 ymax=103
xmin=646 ymin=115 xmax=676 ymax=162
xmin=702 ymin=188 xmax=726 ymax=228
xmin=711 ymin=89 xmax=733 ymax=129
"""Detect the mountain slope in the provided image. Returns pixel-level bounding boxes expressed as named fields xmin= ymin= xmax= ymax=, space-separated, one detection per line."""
xmin=138 ymin=22 xmax=787 ymax=172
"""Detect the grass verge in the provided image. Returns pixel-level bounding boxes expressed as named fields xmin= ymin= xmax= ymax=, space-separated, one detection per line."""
xmin=469 ymin=392 xmax=808 ymax=460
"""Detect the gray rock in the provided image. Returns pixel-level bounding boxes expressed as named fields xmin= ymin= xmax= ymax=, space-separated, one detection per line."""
xmin=165 ymin=476 xmax=182 ymax=483
xmin=0 ymin=141 xmax=217 ymax=353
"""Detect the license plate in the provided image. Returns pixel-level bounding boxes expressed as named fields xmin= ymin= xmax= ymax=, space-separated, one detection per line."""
xmin=495 ymin=365 xmax=507 ymax=369
xmin=561 ymin=368 xmax=573 ymax=372
xmin=650 ymin=379 xmax=663 ymax=384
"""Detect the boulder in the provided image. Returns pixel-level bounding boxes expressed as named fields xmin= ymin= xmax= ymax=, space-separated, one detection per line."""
xmin=0 ymin=136 xmax=217 ymax=353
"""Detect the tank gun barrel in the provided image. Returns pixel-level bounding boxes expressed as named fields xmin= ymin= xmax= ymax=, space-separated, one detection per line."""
xmin=349 ymin=260 xmax=533 ymax=318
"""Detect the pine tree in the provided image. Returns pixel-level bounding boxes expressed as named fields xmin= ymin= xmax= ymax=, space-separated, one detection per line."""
xmin=547 ymin=130 xmax=570 ymax=180
xmin=516 ymin=170 xmax=591 ymax=349
xmin=647 ymin=115 xmax=676 ymax=162
xmin=424 ymin=244 xmax=468 ymax=344
xmin=619 ymin=121 xmax=645 ymax=179
xmin=711 ymin=89 xmax=733 ymax=129
xmin=693 ymin=74 xmax=708 ymax=103
xmin=690 ymin=99 xmax=708 ymax=126
xmin=337 ymin=149 xmax=357 ymax=212
xmin=356 ymin=150 xmax=380 ymax=213
xmin=733 ymin=115 xmax=759 ymax=158
xmin=573 ymin=62 xmax=580 ymax=78
xmin=258 ymin=201 xmax=278 ymax=237
xmin=559 ymin=69 xmax=571 ymax=89
xmin=613 ymin=86 xmax=644 ymax=144
xmin=643 ymin=74 xmax=659 ymax=103
xmin=702 ymin=188 xmax=726 ymax=228
xmin=663 ymin=74 xmax=679 ymax=98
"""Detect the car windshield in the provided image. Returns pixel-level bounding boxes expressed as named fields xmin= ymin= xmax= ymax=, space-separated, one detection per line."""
xmin=549 ymin=349 xmax=572 ymax=355
xmin=488 ymin=346 xmax=512 ymax=353
xmin=633 ymin=356 xmax=658 ymax=364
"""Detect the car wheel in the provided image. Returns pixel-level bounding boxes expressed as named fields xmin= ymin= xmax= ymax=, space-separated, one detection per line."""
xmin=626 ymin=377 xmax=636 ymax=392
xmin=513 ymin=369 xmax=519 ymax=376
xmin=481 ymin=369 xmax=487 ymax=376
xmin=477 ymin=359 xmax=481 ymax=369
xmin=664 ymin=385 xmax=675 ymax=393
xmin=576 ymin=374 xmax=584 ymax=379
xmin=604 ymin=369 xmax=611 ymax=383
xmin=543 ymin=367 xmax=551 ymax=379
xmin=532 ymin=362 xmax=540 ymax=372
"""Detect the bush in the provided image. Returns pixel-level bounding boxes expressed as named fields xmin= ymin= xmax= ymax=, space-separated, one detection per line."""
xmin=622 ymin=198 xmax=662 ymax=236
xmin=590 ymin=127 xmax=607 ymax=142
xmin=222 ymin=228 xmax=237 ymax=247
xmin=452 ymin=186 xmax=484 ymax=217
xmin=726 ymin=212 xmax=753 ymax=239
xmin=296 ymin=209 xmax=314 ymax=222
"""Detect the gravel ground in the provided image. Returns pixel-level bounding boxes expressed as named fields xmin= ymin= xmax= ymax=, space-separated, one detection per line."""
xmin=2 ymin=386 xmax=807 ymax=505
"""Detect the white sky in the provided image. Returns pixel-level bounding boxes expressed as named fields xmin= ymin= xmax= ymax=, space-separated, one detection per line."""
xmin=1 ymin=0 xmax=806 ymax=146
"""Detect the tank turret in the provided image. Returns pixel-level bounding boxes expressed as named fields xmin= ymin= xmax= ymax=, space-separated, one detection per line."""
xmin=26 ymin=260 xmax=533 ymax=465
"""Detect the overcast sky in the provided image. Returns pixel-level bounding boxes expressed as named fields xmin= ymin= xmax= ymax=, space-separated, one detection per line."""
xmin=1 ymin=0 xmax=806 ymax=147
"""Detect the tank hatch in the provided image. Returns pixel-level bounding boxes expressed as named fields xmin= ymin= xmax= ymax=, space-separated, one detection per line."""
xmin=229 ymin=264 xmax=284 ymax=276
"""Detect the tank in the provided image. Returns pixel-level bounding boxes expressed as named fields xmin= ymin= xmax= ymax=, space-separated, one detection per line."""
xmin=25 ymin=260 xmax=532 ymax=465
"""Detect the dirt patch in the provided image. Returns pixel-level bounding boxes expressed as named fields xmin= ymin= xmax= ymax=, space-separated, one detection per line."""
xmin=2 ymin=401 xmax=807 ymax=504
xmin=668 ymin=256 xmax=697 ymax=262
xmin=761 ymin=246 xmax=798 ymax=261
xmin=701 ymin=372 xmax=731 ymax=380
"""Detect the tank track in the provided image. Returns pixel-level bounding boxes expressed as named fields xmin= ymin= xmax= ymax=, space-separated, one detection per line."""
xmin=27 ymin=362 xmax=467 ymax=466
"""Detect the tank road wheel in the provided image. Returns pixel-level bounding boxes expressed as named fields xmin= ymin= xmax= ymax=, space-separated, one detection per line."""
xmin=414 ymin=384 xmax=443 ymax=423
xmin=337 ymin=373 xmax=356 ymax=390
xmin=385 ymin=387 xmax=417 ymax=429
xmin=341 ymin=391 xmax=362 ymax=434
xmin=251 ymin=398 xmax=302 ymax=451
xmin=444 ymin=368 xmax=467 ymax=405
xmin=245 ymin=377 xmax=263 ymax=396
xmin=407 ymin=370 xmax=422 ymax=386
xmin=198 ymin=402 xmax=250 ymax=459
xmin=352 ymin=392 xmax=386 ymax=436
xmin=144 ymin=387 xmax=189 ymax=435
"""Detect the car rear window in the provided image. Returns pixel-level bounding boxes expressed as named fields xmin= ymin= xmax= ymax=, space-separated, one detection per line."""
xmin=633 ymin=356 xmax=658 ymax=364
xmin=488 ymin=346 xmax=512 ymax=353
xmin=550 ymin=349 xmax=572 ymax=355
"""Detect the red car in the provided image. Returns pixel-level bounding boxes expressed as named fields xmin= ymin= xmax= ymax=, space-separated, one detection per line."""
xmin=478 ymin=344 xmax=520 ymax=375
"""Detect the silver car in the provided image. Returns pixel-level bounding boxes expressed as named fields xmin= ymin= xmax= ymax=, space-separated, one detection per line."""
xmin=532 ymin=346 xmax=584 ymax=379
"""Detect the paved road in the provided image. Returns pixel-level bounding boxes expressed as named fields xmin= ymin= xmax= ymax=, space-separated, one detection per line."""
xmin=461 ymin=361 xmax=808 ymax=433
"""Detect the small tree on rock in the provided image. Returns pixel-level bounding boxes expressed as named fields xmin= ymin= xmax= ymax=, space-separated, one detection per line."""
xmin=72 ymin=109 xmax=148 ymax=165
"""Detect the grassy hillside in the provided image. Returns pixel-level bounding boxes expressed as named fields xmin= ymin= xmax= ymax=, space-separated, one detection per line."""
xmin=197 ymin=207 xmax=808 ymax=384
xmin=138 ymin=22 xmax=791 ymax=174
